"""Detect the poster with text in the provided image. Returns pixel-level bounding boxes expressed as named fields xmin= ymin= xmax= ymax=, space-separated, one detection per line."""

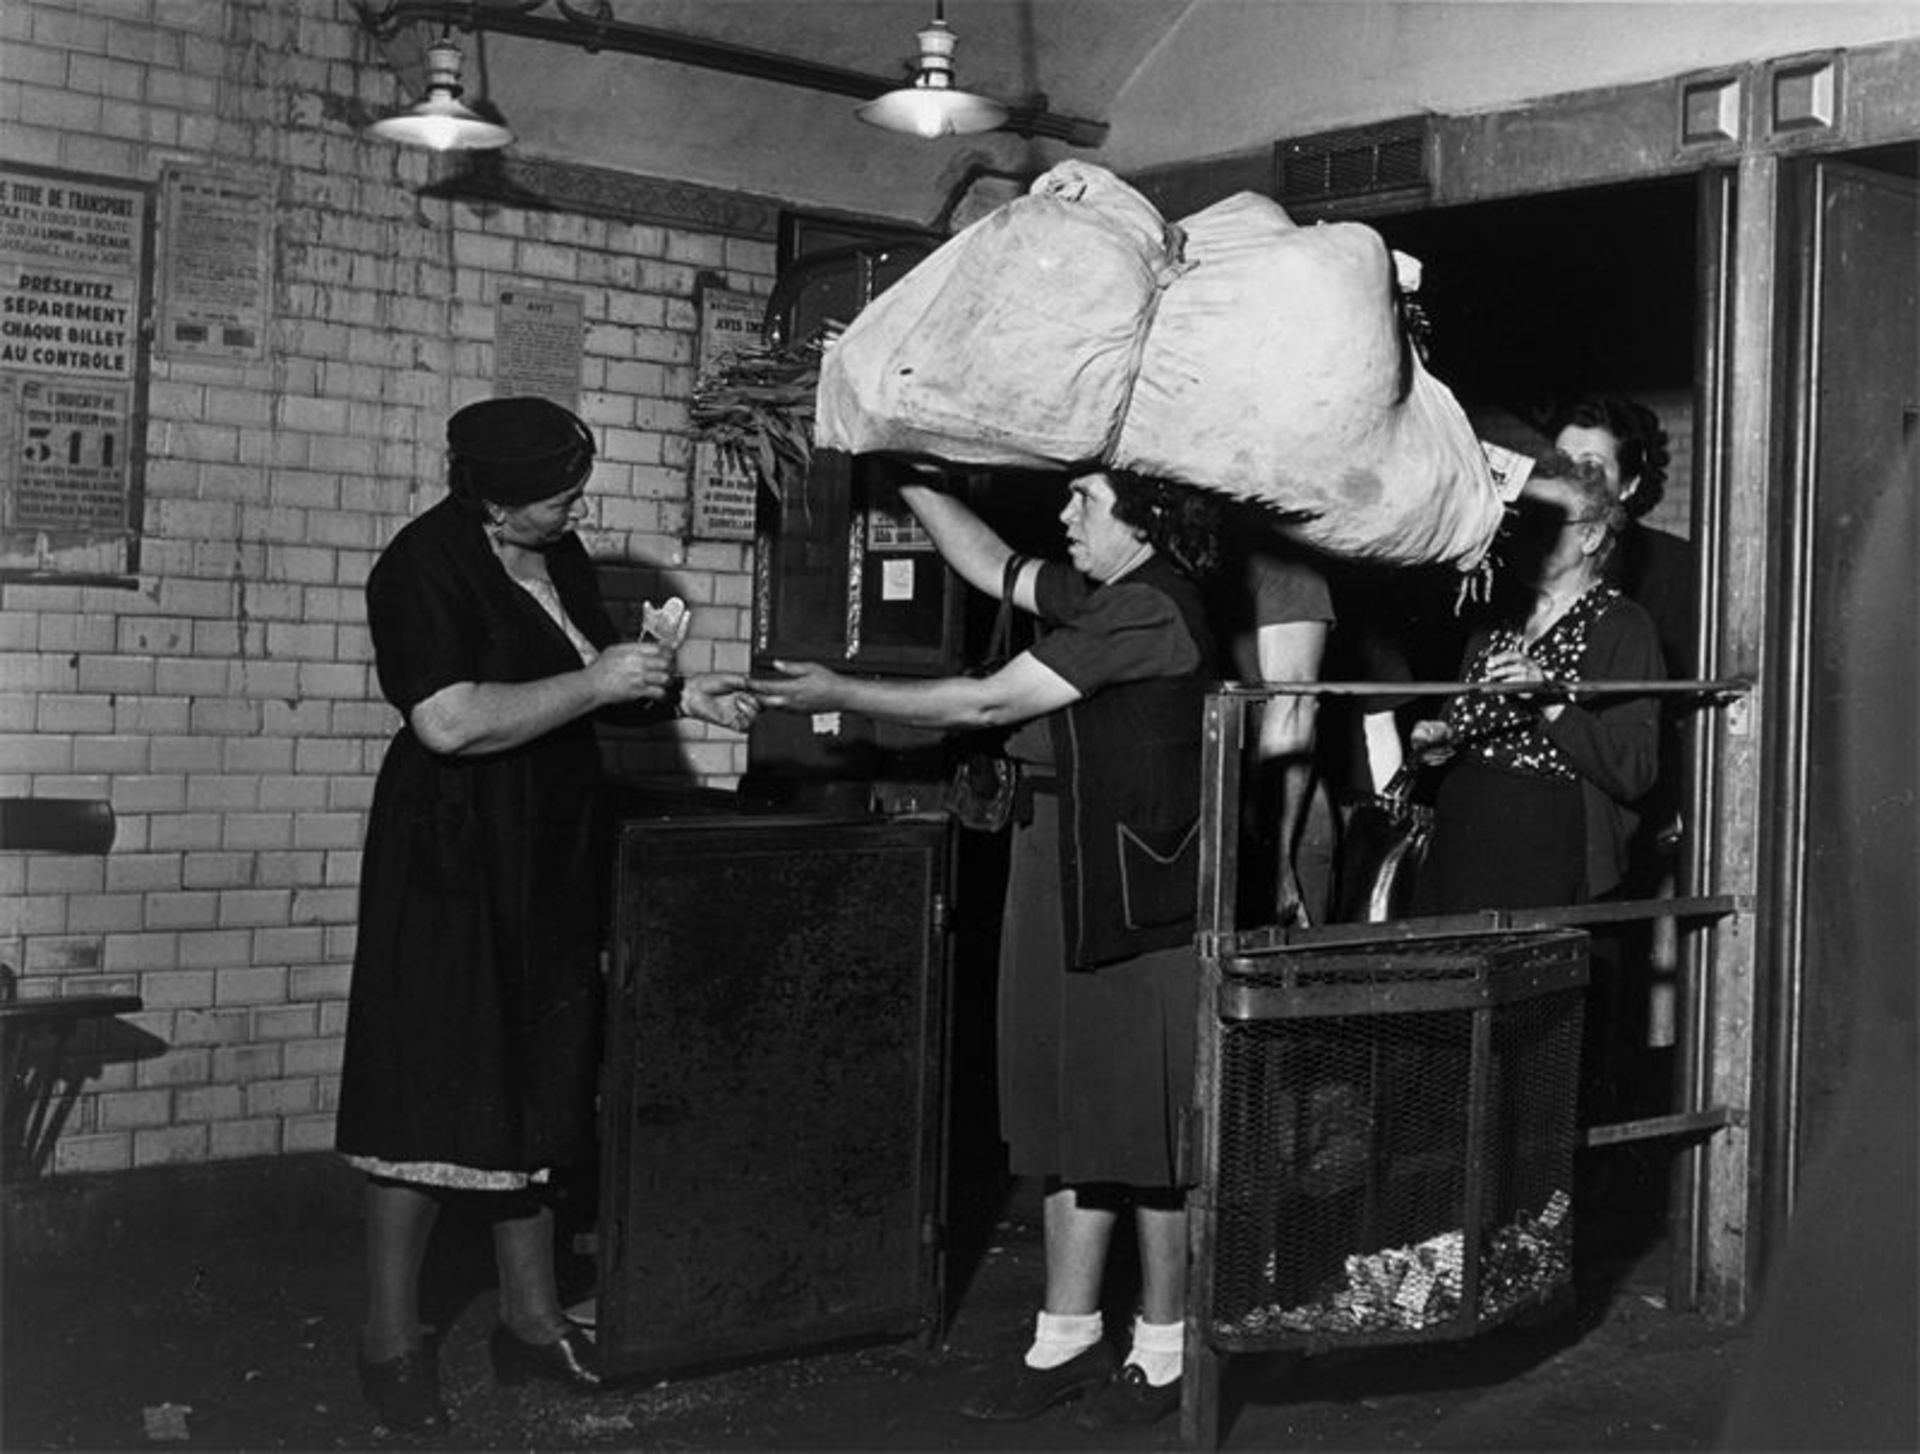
xmin=690 ymin=438 xmax=759 ymax=540
xmin=4 ymin=377 xmax=134 ymax=533
xmin=689 ymin=285 xmax=763 ymax=541
xmin=1 ymin=163 xmax=148 ymax=578
xmin=157 ymin=164 xmax=272 ymax=362
xmin=495 ymin=289 xmax=583 ymax=408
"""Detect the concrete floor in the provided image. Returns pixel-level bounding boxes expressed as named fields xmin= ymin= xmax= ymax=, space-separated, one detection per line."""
xmin=2 ymin=1156 xmax=1760 ymax=1454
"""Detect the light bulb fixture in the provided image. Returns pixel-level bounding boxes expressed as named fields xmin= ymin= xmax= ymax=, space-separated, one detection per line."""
xmin=856 ymin=2 xmax=1009 ymax=139
xmin=367 ymin=34 xmax=515 ymax=151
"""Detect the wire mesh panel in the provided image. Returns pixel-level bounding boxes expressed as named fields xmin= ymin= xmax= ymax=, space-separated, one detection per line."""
xmin=1206 ymin=931 xmax=1587 ymax=1352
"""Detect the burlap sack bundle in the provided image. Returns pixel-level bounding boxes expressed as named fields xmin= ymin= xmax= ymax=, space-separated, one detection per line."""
xmin=1111 ymin=191 xmax=1502 ymax=567
xmin=814 ymin=161 xmax=1182 ymax=467
xmin=816 ymin=163 xmax=1502 ymax=569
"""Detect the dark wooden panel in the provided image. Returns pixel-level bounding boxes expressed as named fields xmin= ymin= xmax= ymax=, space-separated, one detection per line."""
xmin=597 ymin=814 xmax=952 ymax=1378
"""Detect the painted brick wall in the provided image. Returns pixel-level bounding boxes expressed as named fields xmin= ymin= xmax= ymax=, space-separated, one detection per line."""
xmin=0 ymin=0 xmax=772 ymax=1175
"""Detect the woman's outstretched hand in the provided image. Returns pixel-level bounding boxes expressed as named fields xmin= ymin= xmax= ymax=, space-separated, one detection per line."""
xmin=680 ymin=673 xmax=759 ymax=731
xmin=748 ymin=660 xmax=845 ymax=714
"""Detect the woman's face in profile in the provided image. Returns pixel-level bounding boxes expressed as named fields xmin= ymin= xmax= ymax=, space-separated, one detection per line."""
xmin=1060 ymin=472 xmax=1145 ymax=581
xmin=491 ymin=481 xmax=589 ymax=549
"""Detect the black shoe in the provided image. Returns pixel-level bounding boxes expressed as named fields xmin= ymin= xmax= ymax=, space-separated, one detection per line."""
xmin=488 ymin=1323 xmax=603 ymax=1390
xmin=1071 ymin=1363 xmax=1183 ymax=1429
xmin=958 ymin=1342 xmax=1116 ymax=1422
xmin=357 ymin=1345 xmax=450 ymax=1434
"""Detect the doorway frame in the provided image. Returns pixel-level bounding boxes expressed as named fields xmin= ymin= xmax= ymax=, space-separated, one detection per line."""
xmin=1144 ymin=33 xmax=1920 ymax=1327
xmin=1423 ymin=37 xmax=1920 ymax=1322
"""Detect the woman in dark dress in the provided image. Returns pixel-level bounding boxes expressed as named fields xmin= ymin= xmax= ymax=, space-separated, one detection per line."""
xmin=751 ymin=468 xmax=1219 ymax=1431
xmin=336 ymin=397 xmax=752 ymax=1433
xmin=1550 ymin=396 xmax=1695 ymax=1121
xmin=1409 ymin=455 xmax=1664 ymax=913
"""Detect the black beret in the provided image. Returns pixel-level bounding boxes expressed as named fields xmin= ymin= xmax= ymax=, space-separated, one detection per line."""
xmin=446 ymin=396 xmax=595 ymax=506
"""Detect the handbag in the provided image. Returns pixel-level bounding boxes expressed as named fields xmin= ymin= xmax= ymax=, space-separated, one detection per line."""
xmin=1333 ymin=763 xmax=1433 ymax=922
xmin=947 ymin=555 xmax=1026 ymax=834
xmin=948 ymin=749 xmax=1019 ymax=833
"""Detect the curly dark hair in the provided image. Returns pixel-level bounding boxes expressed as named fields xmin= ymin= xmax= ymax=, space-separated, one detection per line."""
xmin=1552 ymin=393 xmax=1670 ymax=518
xmin=1104 ymin=469 xmax=1223 ymax=579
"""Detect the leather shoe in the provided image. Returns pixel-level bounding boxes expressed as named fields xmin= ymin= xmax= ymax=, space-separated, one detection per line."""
xmin=958 ymin=1341 xmax=1115 ymax=1421
xmin=1072 ymin=1363 xmax=1183 ymax=1429
xmin=357 ymin=1345 xmax=449 ymax=1434
xmin=488 ymin=1323 xmax=603 ymax=1390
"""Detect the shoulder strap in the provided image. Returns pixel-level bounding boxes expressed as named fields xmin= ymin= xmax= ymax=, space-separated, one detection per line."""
xmin=984 ymin=554 xmax=1027 ymax=669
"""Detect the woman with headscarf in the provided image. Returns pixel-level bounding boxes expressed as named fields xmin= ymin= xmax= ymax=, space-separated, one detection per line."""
xmin=336 ymin=397 xmax=753 ymax=1433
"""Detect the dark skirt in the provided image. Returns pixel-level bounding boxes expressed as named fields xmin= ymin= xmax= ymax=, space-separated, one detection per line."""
xmin=997 ymin=793 xmax=1196 ymax=1189
xmin=335 ymin=729 xmax=605 ymax=1177
xmin=1411 ymin=757 xmax=1586 ymax=915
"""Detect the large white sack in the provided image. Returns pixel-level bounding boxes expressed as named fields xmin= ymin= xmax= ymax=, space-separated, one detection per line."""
xmin=1111 ymin=191 xmax=1504 ymax=569
xmin=814 ymin=161 xmax=1181 ymax=467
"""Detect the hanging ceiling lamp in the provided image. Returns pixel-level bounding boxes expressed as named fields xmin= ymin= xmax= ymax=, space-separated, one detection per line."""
xmin=367 ymin=33 xmax=514 ymax=151
xmin=856 ymin=2 xmax=1009 ymax=139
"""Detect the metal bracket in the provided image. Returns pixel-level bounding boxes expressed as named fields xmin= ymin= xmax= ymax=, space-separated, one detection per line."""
xmin=1583 ymin=1105 xmax=1741 ymax=1148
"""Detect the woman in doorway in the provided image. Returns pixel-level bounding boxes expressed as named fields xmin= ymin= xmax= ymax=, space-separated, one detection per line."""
xmin=751 ymin=468 xmax=1219 ymax=1431
xmin=1408 ymin=455 xmax=1664 ymax=913
xmin=336 ymin=397 xmax=753 ymax=1433
xmin=1550 ymin=389 xmax=1695 ymax=895
xmin=1550 ymin=392 xmax=1694 ymax=681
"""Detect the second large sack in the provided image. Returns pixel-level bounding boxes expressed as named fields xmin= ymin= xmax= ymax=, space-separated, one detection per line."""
xmin=1109 ymin=191 xmax=1503 ymax=569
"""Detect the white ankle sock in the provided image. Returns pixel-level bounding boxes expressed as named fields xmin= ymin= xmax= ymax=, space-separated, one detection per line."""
xmin=1125 ymin=1315 xmax=1183 ymax=1386
xmin=1024 ymin=1310 xmax=1102 ymax=1370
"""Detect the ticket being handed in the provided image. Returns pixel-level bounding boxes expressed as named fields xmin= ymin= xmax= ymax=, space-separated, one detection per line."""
xmin=639 ymin=596 xmax=691 ymax=649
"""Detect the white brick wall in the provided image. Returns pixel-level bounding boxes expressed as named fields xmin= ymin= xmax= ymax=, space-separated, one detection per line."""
xmin=2 ymin=0 xmax=776 ymax=1175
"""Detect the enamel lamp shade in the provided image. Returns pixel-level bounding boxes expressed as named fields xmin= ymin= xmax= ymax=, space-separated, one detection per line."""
xmin=856 ymin=5 xmax=1009 ymax=139
xmin=368 ymin=36 xmax=514 ymax=152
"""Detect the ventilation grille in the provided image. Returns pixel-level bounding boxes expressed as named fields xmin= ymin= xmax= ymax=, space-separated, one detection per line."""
xmin=1274 ymin=117 xmax=1433 ymax=215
